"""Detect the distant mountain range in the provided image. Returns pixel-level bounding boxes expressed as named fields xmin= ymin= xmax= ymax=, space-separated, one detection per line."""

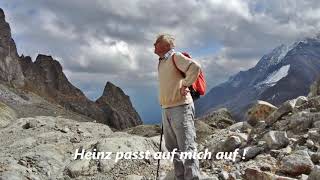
xmin=196 ymin=35 xmax=320 ymax=120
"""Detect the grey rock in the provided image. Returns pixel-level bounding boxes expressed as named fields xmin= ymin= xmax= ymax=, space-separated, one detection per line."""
xmin=263 ymin=131 xmax=289 ymax=150
xmin=287 ymin=112 xmax=319 ymax=133
xmin=233 ymin=133 xmax=248 ymax=145
xmin=310 ymin=152 xmax=320 ymax=164
xmin=213 ymin=136 xmax=242 ymax=153
xmin=244 ymin=167 xmax=273 ymax=180
xmin=308 ymin=129 xmax=320 ymax=143
xmin=266 ymin=99 xmax=297 ymax=125
xmin=308 ymin=166 xmax=320 ymax=180
xmin=218 ymin=170 xmax=229 ymax=180
xmin=125 ymin=174 xmax=144 ymax=180
xmin=242 ymin=146 xmax=264 ymax=160
xmin=280 ymin=150 xmax=314 ymax=176
xmin=270 ymin=146 xmax=292 ymax=159
xmin=300 ymin=174 xmax=309 ymax=180
xmin=228 ymin=122 xmax=252 ymax=132
xmin=313 ymin=121 xmax=320 ymax=128
xmin=65 ymin=159 xmax=94 ymax=178
xmin=197 ymin=108 xmax=235 ymax=129
xmin=295 ymin=96 xmax=308 ymax=107
xmin=245 ymin=167 xmax=297 ymax=180
xmin=306 ymin=139 xmax=315 ymax=149
xmin=96 ymin=133 xmax=158 ymax=173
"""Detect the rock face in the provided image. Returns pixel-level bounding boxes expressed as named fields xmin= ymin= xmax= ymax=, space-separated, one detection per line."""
xmin=0 ymin=8 xmax=142 ymax=130
xmin=0 ymin=8 xmax=24 ymax=87
xmin=196 ymin=35 xmax=320 ymax=120
xmin=96 ymin=82 xmax=143 ymax=130
xmin=20 ymin=54 xmax=106 ymax=123
xmin=20 ymin=55 xmax=142 ymax=129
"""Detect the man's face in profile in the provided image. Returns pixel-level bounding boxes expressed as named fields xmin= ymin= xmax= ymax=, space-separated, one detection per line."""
xmin=154 ymin=38 xmax=169 ymax=56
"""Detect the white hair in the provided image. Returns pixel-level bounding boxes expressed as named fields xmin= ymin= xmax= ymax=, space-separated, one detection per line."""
xmin=156 ymin=33 xmax=175 ymax=48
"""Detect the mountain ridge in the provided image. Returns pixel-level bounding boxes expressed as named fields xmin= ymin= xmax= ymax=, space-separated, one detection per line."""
xmin=0 ymin=8 xmax=142 ymax=130
xmin=196 ymin=35 xmax=320 ymax=120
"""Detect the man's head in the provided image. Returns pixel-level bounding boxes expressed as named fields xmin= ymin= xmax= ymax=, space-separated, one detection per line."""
xmin=154 ymin=34 xmax=175 ymax=57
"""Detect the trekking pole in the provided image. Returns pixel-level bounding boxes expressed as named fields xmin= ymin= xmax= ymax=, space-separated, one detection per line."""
xmin=156 ymin=123 xmax=164 ymax=180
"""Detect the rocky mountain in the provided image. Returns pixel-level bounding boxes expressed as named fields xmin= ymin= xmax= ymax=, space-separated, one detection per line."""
xmin=0 ymin=8 xmax=142 ymax=130
xmin=96 ymin=82 xmax=143 ymax=129
xmin=0 ymin=8 xmax=24 ymax=88
xmin=196 ymin=35 xmax=320 ymax=120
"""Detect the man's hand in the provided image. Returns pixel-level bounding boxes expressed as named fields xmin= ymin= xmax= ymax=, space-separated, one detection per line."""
xmin=180 ymin=86 xmax=190 ymax=96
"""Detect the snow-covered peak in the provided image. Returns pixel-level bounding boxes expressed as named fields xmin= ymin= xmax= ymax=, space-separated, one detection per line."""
xmin=255 ymin=44 xmax=290 ymax=70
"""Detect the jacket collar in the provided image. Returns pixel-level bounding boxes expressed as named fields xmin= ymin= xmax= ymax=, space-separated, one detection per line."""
xmin=159 ymin=48 xmax=175 ymax=61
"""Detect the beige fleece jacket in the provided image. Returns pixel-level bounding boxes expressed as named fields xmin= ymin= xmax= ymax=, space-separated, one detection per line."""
xmin=158 ymin=52 xmax=201 ymax=108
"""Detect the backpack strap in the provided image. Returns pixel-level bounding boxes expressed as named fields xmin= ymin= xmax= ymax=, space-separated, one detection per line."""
xmin=172 ymin=53 xmax=194 ymax=78
xmin=172 ymin=54 xmax=183 ymax=75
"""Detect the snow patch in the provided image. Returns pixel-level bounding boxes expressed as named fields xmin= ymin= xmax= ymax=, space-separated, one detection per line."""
xmin=257 ymin=65 xmax=290 ymax=87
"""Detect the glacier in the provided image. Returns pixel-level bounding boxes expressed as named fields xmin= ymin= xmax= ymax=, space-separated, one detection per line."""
xmin=257 ymin=65 xmax=291 ymax=87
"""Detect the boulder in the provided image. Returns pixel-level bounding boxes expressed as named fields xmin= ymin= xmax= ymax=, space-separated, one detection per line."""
xmin=197 ymin=108 xmax=235 ymax=129
xmin=65 ymin=159 xmax=94 ymax=178
xmin=280 ymin=150 xmax=314 ymax=176
xmin=286 ymin=112 xmax=319 ymax=133
xmin=308 ymin=166 xmax=320 ymax=180
xmin=241 ymin=146 xmax=264 ymax=160
xmin=295 ymin=96 xmax=308 ymax=107
xmin=194 ymin=120 xmax=216 ymax=143
xmin=96 ymin=133 xmax=158 ymax=173
xmin=228 ymin=121 xmax=252 ymax=132
xmin=212 ymin=135 xmax=242 ymax=153
xmin=310 ymin=152 xmax=320 ymax=164
xmin=263 ymin=131 xmax=289 ymax=150
xmin=266 ymin=98 xmax=298 ymax=125
xmin=246 ymin=100 xmax=278 ymax=126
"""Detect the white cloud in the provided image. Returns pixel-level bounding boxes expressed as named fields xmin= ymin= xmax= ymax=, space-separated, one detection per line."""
xmin=73 ymin=36 xmax=138 ymax=73
xmin=39 ymin=10 xmax=78 ymax=40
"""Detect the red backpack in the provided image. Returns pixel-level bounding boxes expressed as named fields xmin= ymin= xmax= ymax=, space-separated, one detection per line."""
xmin=172 ymin=52 xmax=207 ymax=100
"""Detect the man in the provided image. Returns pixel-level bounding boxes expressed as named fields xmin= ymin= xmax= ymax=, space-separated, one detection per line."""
xmin=154 ymin=33 xmax=201 ymax=180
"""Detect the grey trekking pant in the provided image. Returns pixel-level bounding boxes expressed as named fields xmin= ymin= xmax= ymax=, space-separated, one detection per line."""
xmin=161 ymin=103 xmax=200 ymax=180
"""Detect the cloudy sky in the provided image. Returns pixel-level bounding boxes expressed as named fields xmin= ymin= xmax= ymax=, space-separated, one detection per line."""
xmin=1 ymin=0 xmax=320 ymax=124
